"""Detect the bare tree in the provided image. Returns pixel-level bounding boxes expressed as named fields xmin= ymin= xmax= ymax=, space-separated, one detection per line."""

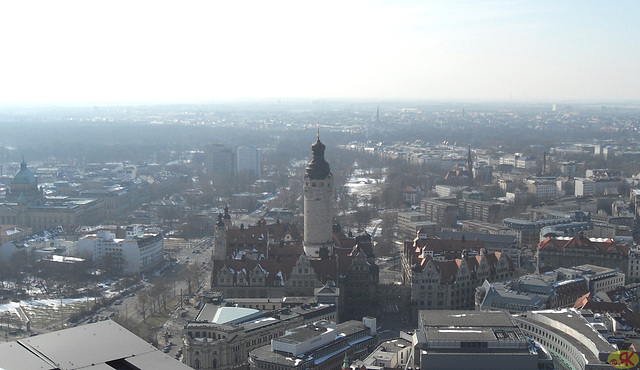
xmin=184 ymin=263 xmax=203 ymax=295
xmin=153 ymin=277 xmax=170 ymax=312
xmin=137 ymin=289 xmax=150 ymax=322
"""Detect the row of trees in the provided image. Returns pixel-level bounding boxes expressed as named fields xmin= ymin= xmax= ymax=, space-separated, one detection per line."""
xmin=136 ymin=263 xmax=203 ymax=322
xmin=136 ymin=277 xmax=173 ymax=322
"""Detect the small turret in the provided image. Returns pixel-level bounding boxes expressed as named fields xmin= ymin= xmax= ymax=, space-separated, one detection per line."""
xmin=213 ymin=214 xmax=227 ymax=261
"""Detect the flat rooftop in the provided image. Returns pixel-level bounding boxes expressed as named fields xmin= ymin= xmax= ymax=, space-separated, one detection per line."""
xmin=0 ymin=320 xmax=190 ymax=370
xmin=276 ymin=323 xmax=334 ymax=344
xmin=528 ymin=309 xmax=615 ymax=355
xmin=420 ymin=310 xmax=527 ymax=343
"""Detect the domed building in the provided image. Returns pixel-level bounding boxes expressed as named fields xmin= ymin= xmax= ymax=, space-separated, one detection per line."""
xmin=8 ymin=160 xmax=43 ymax=204
xmin=0 ymin=161 xmax=106 ymax=232
xmin=12 ymin=160 xmax=38 ymax=188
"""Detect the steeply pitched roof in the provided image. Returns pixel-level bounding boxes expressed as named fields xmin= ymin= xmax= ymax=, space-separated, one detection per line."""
xmin=574 ymin=292 xmax=630 ymax=313
xmin=410 ymin=237 xmax=486 ymax=253
xmin=539 ymin=236 xmax=629 ymax=256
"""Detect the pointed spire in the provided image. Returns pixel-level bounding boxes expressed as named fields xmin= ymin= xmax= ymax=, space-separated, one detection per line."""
xmin=306 ymin=134 xmax=330 ymax=179
xmin=342 ymin=354 xmax=350 ymax=370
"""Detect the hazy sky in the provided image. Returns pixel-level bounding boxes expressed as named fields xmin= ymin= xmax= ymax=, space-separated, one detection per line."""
xmin=1 ymin=1 xmax=638 ymax=104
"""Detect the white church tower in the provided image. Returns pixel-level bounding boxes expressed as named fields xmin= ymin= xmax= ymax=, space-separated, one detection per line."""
xmin=303 ymin=133 xmax=334 ymax=258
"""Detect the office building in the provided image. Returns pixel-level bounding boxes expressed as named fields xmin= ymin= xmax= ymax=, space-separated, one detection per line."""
xmin=413 ymin=310 xmax=544 ymax=370
xmin=77 ymin=225 xmax=164 ymax=276
xmin=206 ymin=144 xmax=236 ymax=186
xmin=421 ymin=198 xmax=458 ymax=228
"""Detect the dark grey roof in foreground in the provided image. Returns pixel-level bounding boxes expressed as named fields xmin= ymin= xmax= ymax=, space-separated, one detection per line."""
xmin=0 ymin=320 xmax=191 ymax=370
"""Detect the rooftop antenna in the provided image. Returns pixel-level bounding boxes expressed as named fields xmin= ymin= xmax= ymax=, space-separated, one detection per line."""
xmin=317 ymin=126 xmax=320 ymax=140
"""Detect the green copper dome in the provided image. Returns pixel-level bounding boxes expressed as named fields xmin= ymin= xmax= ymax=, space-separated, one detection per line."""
xmin=12 ymin=161 xmax=37 ymax=185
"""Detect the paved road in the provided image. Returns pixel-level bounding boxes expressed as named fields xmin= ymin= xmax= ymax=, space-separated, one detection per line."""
xmin=378 ymin=259 xmax=403 ymax=284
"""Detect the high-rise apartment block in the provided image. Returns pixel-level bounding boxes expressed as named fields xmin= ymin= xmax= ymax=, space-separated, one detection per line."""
xmin=237 ymin=146 xmax=261 ymax=178
xmin=206 ymin=143 xmax=235 ymax=186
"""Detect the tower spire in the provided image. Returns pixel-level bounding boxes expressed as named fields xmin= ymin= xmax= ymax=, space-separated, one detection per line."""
xmin=303 ymin=134 xmax=334 ymax=259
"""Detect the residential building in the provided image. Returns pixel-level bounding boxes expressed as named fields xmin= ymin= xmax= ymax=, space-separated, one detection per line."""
xmin=561 ymin=162 xmax=576 ymax=176
xmin=528 ymin=181 xmax=558 ymax=201
xmin=207 ymin=143 xmax=236 ymax=187
xmin=434 ymin=185 xmax=460 ymax=198
xmin=576 ymin=176 xmax=620 ymax=197
xmin=421 ymin=198 xmax=458 ymax=228
xmin=77 ymin=225 xmax=164 ymax=276
xmin=437 ymin=229 xmax=519 ymax=262
xmin=237 ymin=146 xmax=261 ymax=178
xmin=500 ymin=154 xmax=536 ymax=170
xmin=402 ymin=186 xmax=423 ymax=205
xmin=458 ymin=220 xmax=513 ymax=234
xmin=575 ymin=177 xmax=596 ymax=197
xmin=397 ymin=211 xmax=437 ymax=239
xmin=457 ymin=198 xmax=501 ymax=223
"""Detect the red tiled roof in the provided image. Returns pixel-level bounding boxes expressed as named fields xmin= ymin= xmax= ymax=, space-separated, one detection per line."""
xmin=411 ymin=237 xmax=486 ymax=253
xmin=310 ymin=256 xmax=353 ymax=284
xmin=574 ymin=292 xmax=591 ymax=308
xmin=574 ymin=292 xmax=630 ymax=313
xmin=212 ymin=251 xmax=355 ymax=286
xmin=268 ymin=243 xmax=304 ymax=262
xmin=538 ymin=236 xmax=629 ymax=256
xmin=438 ymin=260 xmax=459 ymax=282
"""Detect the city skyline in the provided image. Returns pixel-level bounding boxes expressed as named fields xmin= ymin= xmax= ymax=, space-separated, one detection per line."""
xmin=1 ymin=0 xmax=639 ymax=105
